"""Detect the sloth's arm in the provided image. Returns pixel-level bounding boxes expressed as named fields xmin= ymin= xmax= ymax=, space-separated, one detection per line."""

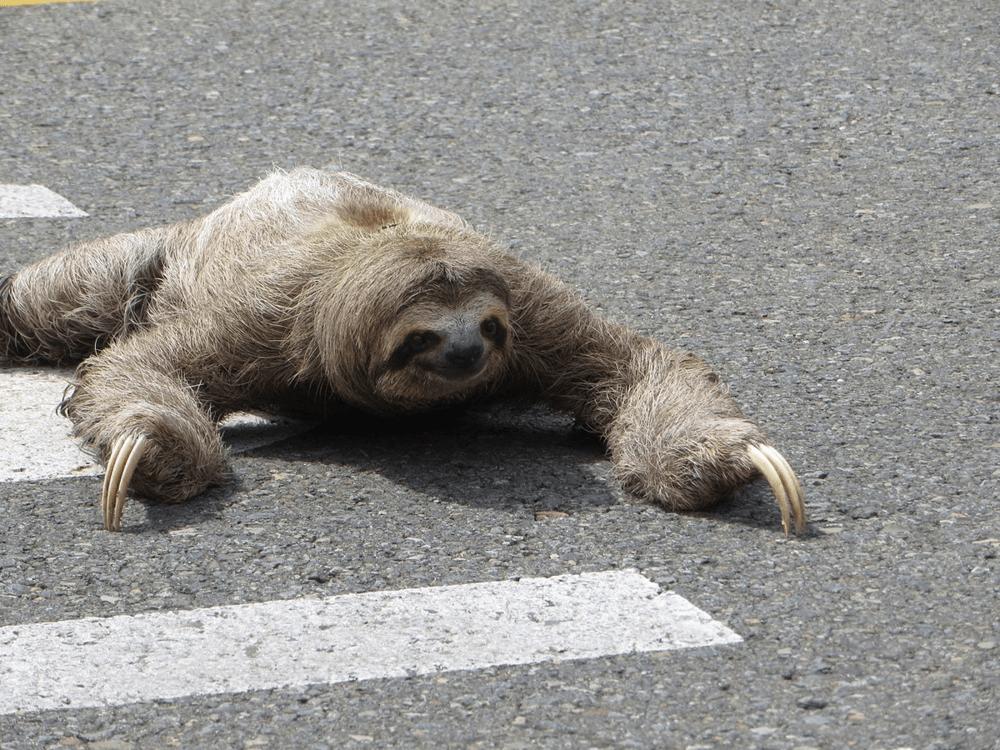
xmin=508 ymin=265 xmax=805 ymax=534
xmin=0 ymin=227 xmax=170 ymax=363
xmin=59 ymin=320 xmax=229 ymax=531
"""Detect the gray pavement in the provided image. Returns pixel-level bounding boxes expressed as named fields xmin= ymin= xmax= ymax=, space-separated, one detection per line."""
xmin=1 ymin=0 xmax=998 ymax=747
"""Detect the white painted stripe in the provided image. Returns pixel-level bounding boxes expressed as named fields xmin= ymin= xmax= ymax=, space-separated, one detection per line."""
xmin=0 ymin=368 xmax=98 ymax=482
xmin=0 ymin=570 xmax=741 ymax=714
xmin=0 ymin=184 xmax=88 ymax=218
xmin=0 ymin=368 xmax=317 ymax=483
xmin=0 ymin=2 xmax=96 ymax=6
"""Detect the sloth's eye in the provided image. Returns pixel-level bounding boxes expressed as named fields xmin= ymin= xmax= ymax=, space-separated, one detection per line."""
xmin=481 ymin=319 xmax=499 ymax=337
xmin=407 ymin=333 xmax=430 ymax=351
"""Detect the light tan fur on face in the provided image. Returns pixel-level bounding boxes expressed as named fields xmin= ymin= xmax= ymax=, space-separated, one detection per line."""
xmin=0 ymin=168 xmax=805 ymax=533
xmin=372 ymin=291 xmax=510 ymax=404
xmin=291 ymin=218 xmax=513 ymax=412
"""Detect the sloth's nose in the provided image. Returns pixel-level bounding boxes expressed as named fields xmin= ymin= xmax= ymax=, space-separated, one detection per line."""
xmin=445 ymin=340 xmax=485 ymax=369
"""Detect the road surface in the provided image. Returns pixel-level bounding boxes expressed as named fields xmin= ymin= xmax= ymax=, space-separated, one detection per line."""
xmin=1 ymin=0 xmax=998 ymax=747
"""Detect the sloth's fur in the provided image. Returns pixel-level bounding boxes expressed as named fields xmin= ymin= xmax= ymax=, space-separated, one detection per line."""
xmin=1 ymin=169 xmax=783 ymax=516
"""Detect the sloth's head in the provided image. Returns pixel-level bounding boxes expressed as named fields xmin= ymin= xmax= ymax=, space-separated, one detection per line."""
xmin=378 ymin=289 xmax=510 ymax=392
xmin=304 ymin=221 xmax=514 ymax=411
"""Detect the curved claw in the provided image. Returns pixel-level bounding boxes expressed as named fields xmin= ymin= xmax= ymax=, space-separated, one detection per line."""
xmin=747 ymin=444 xmax=806 ymax=535
xmin=101 ymin=433 xmax=148 ymax=532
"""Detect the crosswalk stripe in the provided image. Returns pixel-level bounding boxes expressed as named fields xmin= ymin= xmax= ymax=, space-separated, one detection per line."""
xmin=0 ymin=184 xmax=87 ymax=218
xmin=0 ymin=368 xmax=316 ymax=483
xmin=0 ymin=2 xmax=93 ymax=8
xmin=0 ymin=570 xmax=741 ymax=714
xmin=0 ymin=369 xmax=98 ymax=482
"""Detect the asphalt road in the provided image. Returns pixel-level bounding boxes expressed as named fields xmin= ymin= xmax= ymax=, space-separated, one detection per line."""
xmin=1 ymin=0 xmax=998 ymax=748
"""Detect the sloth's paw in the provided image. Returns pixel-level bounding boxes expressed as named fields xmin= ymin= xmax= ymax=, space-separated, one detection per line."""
xmin=746 ymin=443 xmax=805 ymax=536
xmin=94 ymin=412 xmax=226 ymax=531
xmin=610 ymin=416 xmax=806 ymax=534
xmin=101 ymin=432 xmax=149 ymax=532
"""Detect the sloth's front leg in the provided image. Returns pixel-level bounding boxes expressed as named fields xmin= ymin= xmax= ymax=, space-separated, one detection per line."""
xmin=507 ymin=267 xmax=805 ymax=533
xmin=604 ymin=347 xmax=806 ymax=534
xmin=61 ymin=335 xmax=228 ymax=531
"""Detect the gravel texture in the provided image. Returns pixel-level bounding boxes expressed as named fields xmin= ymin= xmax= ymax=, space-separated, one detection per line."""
xmin=1 ymin=0 xmax=998 ymax=747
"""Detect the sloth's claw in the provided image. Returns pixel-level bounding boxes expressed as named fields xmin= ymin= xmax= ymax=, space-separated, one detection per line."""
xmin=746 ymin=444 xmax=805 ymax=535
xmin=101 ymin=433 xmax=148 ymax=532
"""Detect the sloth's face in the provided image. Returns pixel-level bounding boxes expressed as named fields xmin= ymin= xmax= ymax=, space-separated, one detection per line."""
xmin=374 ymin=292 xmax=510 ymax=406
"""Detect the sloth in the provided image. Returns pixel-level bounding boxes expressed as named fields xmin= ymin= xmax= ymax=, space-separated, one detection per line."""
xmin=0 ymin=168 xmax=805 ymax=533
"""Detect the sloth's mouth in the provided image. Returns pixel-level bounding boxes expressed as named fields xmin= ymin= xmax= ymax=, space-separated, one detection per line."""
xmin=432 ymin=361 xmax=487 ymax=381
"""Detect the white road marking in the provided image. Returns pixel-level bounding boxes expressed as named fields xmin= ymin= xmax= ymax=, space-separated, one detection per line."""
xmin=0 ymin=184 xmax=88 ymax=218
xmin=0 ymin=570 xmax=741 ymax=714
xmin=0 ymin=1 xmax=95 ymax=6
xmin=0 ymin=368 xmax=98 ymax=482
xmin=0 ymin=368 xmax=317 ymax=483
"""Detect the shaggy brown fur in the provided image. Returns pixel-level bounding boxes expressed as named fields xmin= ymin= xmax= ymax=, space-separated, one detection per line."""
xmin=0 ymin=168 xmax=805 ymax=531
